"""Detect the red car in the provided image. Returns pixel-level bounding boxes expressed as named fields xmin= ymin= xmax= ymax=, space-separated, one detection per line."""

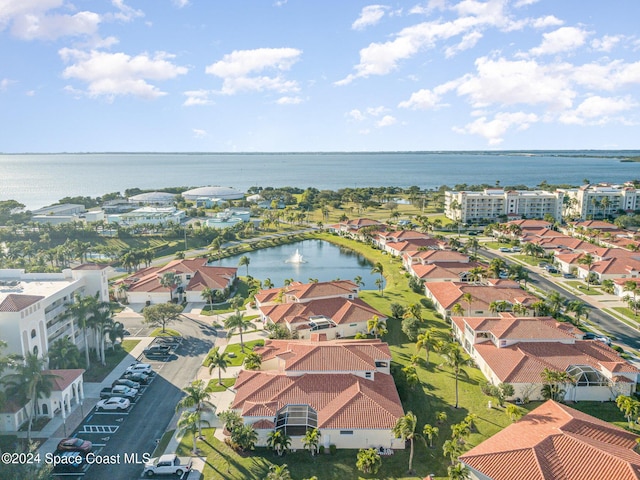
xmin=57 ymin=437 xmax=92 ymax=454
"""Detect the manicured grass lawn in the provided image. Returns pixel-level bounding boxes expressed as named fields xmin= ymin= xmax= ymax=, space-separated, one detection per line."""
xmin=511 ymin=254 xmax=546 ymax=267
xmin=83 ymin=339 xmax=140 ymax=382
xmin=150 ymin=328 xmax=182 ymax=337
xmin=564 ymin=281 xmax=602 ymax=295
xmin=206 ymin=378 xmax=236 ymax=392
xmin=224 ymin=339 xmax=265 ymax=366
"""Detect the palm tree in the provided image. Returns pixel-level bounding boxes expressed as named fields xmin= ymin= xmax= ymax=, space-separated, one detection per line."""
xmin=266 ymin=463 xmax=292 ymax=480
xmin=442 ymin=439 xmax=463 ymax=466
xmin=578 ymin=253 xmax=595 ymax=290
xmin=367 ymin=315 xmax=387 ymax=339
xmin=238 ymin=255 xmax=251 ymax=276
xmin=266 ymin=430 xmax=292 ymax=457
xmin=175 ymin=379 xmax=214 ymax=439
xmin=462 ymin=293 xmax=473 ymax=316
xmin=423 ymin=424 xmax=439 ymax=448
xmin=353 ymin=275 xmax=365 ymax=288
xmin=451 ymin=303 xmax=464 ymax=316
xmin=448 ymin=462 xmax=471 ymax=480
xmin=88 ymin=300 xmax=114 ymax=365
xmin=505 ymin=403 xmax=526 ymax=422
xmin=63 ymin=293 xmax=97 ymax=369
xmin=393 ymin=411 xmax=418 ymax=474
xmin=375 ymin=277 xmax=385 ymax=296
xmin=616 ymin=395 xmax=640 ymax=429
xmin=206 ymin=347 xmax=230 ymax=385
xmin=243 ymin=352 xmax=262 ymax=370
xmin=224 ymin=312 xmax=257 ymax=353
xmin=160 ymin=271 xmax=181 ymax=302
xmin=104 ymin=321 xmax=126 ymax=350
xmin=263 ymin=278 xmax=274 ymax=289
xmin=371 ymin=262 xmax=384 ymax=282
xmin=302 ymin=428 xmax=321 ymax=456
xmin=440 ymin=342 xmax=470 ymax=408
xmin=416 ymin=328 xmax=438 ymax=364
xmin=177 ymin=410 xmax=209 ymax=454
xmin=546 ymin=291 xmax=565 ymax=317
xmin=1 ymin=352 xmax=59 ymax=442
xmin=201 ymin=287 xmax=216 ymax=311
xmin=567 ymin=300 xmax=589 ymax=325
xmin=48 ymin=336 xmax=81 ymax=369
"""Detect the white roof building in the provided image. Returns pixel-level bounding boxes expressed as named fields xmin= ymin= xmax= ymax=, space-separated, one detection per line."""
xmin=182 ymin=186 xmax=244 ymax=201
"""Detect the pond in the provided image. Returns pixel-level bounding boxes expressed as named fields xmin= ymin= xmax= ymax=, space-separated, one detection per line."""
xmin=215 ymin=239 xmax=379 ymax=289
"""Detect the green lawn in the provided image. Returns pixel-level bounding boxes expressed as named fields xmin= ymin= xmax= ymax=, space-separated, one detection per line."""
xmin=150 ymin=328 xmax=182 ymax=337
xmin=83 ymin=339 xmax=140 ymax=382
xmin=224 ymin=339 xmax=265 ymax=366
xmin=564 ymin=281 xmax=603 ymax=295
xmin=206 ymin=378 xmax=236 ymax=392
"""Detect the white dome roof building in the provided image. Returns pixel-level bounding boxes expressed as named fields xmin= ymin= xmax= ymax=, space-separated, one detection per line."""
xmin=182 ymin=186 xmax=245 ymax=201
xmin=128 ymin=191 xmax=177 ymax=206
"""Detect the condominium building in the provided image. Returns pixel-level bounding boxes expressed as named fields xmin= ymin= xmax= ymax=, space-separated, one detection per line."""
xmin=560 ymin=183 xmax=640 ymax=220
xmin=0 ymin=265 xmax=109 ymax=360
xmin=444 ymin=189 xmax=564 ymax=224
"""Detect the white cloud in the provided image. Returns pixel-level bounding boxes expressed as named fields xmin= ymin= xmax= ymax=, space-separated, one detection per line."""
xmin=456 ymin=56 xmax=576 ymax=110
xmin=454 ymin=111 xmax=538 ymax=144
xmin=0 ymin=78 xmax=15 ymax=91
xmin=60 ymin=49 xmax=188 ymax=99
xmin=409 ymin=0 xmax=446 ymax=16
xmin=352 ymin=5 xmax=389 ymax=31
xmin=591 ymin=35 xmax=623 ymax=52
xmin=183 ymin=89 xmax=214 ymax=106
xmin=398 ymin=88 xmax=441 ymax=110
xmin=514 ymin=0 xmax=539 ymax=6
xmin=276 ymin=96 xmax=302 ymax=105
xmin=11 ymin=10 xmax=101 ymax=41
xmin=529 ymin=26 xmax=589 ymax=56
xmin=172 ymin=0 xmax=190 ymax=7
xmin=572 ymin=60 xmax=640 ymax=91
xmin=337 ymin=0 xmax=524 ymax=85
xmin=206 ymin=47 xmax=302 ymax=95
xmin=108 ymin=0 xmax=144 ymax=23
xmin=192 ymin=128 xmax=207 ymax=138
xmin=376 ymin=115 xmax=397 ymax=127
xmin=531 ymin=15 xmax=563 ymax=29
xmin=445 ymin=30 xmax=483 ymax=57
xmin=346 ymin=109 xmax=366 ymax=121
xmin=366 ymin=106 xmax=388 ymax=116
xmin=559 ymin=95 xmax=637 ymax=125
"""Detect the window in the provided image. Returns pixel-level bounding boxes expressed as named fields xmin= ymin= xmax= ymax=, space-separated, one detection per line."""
xmin=31 ymin=329 xmax=36 ymax=339
xmin=340 ymin=430 xmax=353 ymax=435
xmin=365 ymin=372 xmax=372 ymax=379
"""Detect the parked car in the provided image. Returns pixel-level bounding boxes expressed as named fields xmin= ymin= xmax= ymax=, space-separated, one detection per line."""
xmin=582 ymin=332 xmax=597 ymax=340
xmin=143 ymin=454 xmax=192 ymax=477
xmin=144 ymin=345 xmax=172 ymax=358
xmin=100 ymin=385 xmax=138 ymax=400
xmin=113 ymin=378 xmax=141 ymax=390
xmin=56 ymin=437 xmax=92 ymax=454
xmin=126 ymin=363 xmax=153 ymax=374
xmin=122 ymin=371 xmax=152 ymax=384
xmin=563 ymin=273 xmax=575 ymax=278
xmin=96 ymin=397 xmax=131 ymax=412
xmin=499 ymin=247 xmax=512 ymax=252
xmin=52 ymin=452 xmax=85 ymax=473
xmin=511 ymin=246 xmax=522 ymax=252
xmin=596 ymin=336 xmax=612 ymax=346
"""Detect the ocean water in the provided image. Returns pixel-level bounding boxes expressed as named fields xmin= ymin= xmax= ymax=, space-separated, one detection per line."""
xmin=1 ymin=151 xmax=639 ymax=210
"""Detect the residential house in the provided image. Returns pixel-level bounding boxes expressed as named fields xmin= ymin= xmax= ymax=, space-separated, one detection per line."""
xmin=121 ymin=258 xmax=237 ymax=305
xmin=254 ymin=280 xmax=359 ymax=308
xmin=231 ymin=336 xmax=404 ymax=450
xmin=451 ymin=314 xmax=638 ymax=402
xmin=460 ymin=400 xmax=640 ymax=480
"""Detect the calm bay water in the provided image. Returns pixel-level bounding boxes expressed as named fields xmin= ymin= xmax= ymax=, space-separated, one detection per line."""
xmin=1 ymin=151 xmax=640 ymax=210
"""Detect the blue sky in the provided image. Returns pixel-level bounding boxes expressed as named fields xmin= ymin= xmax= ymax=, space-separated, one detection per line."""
xmin=1 ymin=0 xmax=639 ymax=152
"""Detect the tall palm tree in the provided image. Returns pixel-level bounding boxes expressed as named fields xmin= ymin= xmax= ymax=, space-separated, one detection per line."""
xmin=440 ymin=342 xmax=470 ymax=408
xmin=238 ymin=255 xmax=251 ymax=276
xmin=177 ymin=410 xmax=209 ymax=455
xmin=224 ymin=312 xmax=256 ymax=353
xmin=48 ymin=336 xmax=82 ymax=369
xmin=367 ymin=315 xmax=387 ymax=339
xmin=302 ymin=427 xmax=321 ymax=456
xmin=448 ymin=462 xmax=471 ymax=480
xmin=160 ymin=271 xmax=181 ymax=302
xmin=63 ymin=293 xmax=97 ymax=369
xmin=88 ymin=300 xmax=114 ymax=365
xmin=423 ymin=424 xmax=439 ymax=448
xmin=1 ymin=353 xmax=59 ymax=443
xmin=201 ymin=287 xmax=216 ymax=311
xmin=353 ymin=275 xmax=365 ymax=288
xmin=375 ymin=277 xmax=385 ymax=296
xmin=546 ymin=291 xmax=565 ymax=317
xmin=578 ymin=253 xmax=595 ymax=290
xmin=105 ymin=321 xmax=126 ymax=350
xmin=462 ymin=293 xmax=473 ymax=316
xmin=371 ymin=262 xmax=384 ymax=282
xmin=175 ymin=379 xmax=214 ymax=438
xmin=206 ymin=347 xmax=230 ymax=385
xmin=393 ymin=411 xmax=418 ymax=474
xmin=451 ymin=303 xmax=464 ymax=316
xmin=416 ymin=328 xmax=439 ymax=364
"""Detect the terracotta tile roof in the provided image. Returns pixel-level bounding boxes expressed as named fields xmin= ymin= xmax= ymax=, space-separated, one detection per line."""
xmin=411 ymin=262 xmax=481 ymax=281
xmin=124 ymin=258 xmax=236 ymax=293
xmin=460 ymin=400 xmax=640 ymax=480
xmin=405 ymin=249 xmax=470 ymax=264
xmin=254 ymin=338 xmax=392 ymax=372
xmin=474 ymin=340 xmax=637 ymax=384
xmin=260 ymin=297 xmax=384 ymax=327
xmin=459 ymin=316 xmax=580 ymax=342
xmin=251 ymin=419 xmax=275 ymax=429
xmin=232 ymin=371 xmax=403 ymax=430
xmin=573 ymin=220 xmax=619 ymax=230
xmin=342 ymin=218 xmax=384 ymax=229
xmin=254 ymin=287 xmax=283 ymax=304
xmin=425 ymin=282 xmax=538 ymax=311
xmin=0 ymin=294 xmax=44 ymax=312
xmin=380 ymin=230 xmax=430 ymax=241
xmin=285 ymin=280 xmax=359 ymax=302
xmin=385 ymin=238 xmax=441 ymax=253
xmin=42 ymin=369 xmax=85 ymax=391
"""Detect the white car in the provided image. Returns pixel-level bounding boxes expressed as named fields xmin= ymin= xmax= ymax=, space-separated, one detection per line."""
xmin=143 ymin=454 xmax=192 ymax=477
xmin=125 ymin=363 xmax=153 ymax=375
xmin=96 ymin=397 xmax=131 ymax=412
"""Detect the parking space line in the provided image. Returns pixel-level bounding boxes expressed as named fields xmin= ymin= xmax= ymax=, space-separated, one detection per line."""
xmin=78 ymin=425 xmax=120 ymax=434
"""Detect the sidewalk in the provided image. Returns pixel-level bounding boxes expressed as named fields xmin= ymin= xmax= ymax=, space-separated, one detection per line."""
xmin=36 ymin=336 xmax=153 ymax=457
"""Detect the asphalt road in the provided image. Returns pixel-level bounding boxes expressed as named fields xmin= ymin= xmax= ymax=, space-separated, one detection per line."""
xmin=84 ymin=315 xmax=216 ymax=480
xmin=480 ymin=247 xmax=640 ymax=350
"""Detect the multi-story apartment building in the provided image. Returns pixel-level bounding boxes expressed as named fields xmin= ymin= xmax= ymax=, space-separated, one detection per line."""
xmin=560 ymin=183 xmax=640 ymax=220
xmin=0 ymin=264 xmax=109 ymax=361
xmin=444 ymin=188 xmax=564 ymax=223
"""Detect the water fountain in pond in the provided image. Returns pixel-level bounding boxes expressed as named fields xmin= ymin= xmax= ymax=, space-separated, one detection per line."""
xmin=285 ymin=249 xmax=305 ymax=264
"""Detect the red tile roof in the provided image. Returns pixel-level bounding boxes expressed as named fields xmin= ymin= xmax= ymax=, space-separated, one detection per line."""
xmin=232 ymin=371 xmax=403 ymax=430
xmin=43 ymin=369 xmax=85 ymax=391
xmin=425 ymin=282 xmax=537 ymax=311
xmin=260 ymin=297 xmax=384 ymax=327
xmin=461 ymin=400 xmax=640 ymax=480
xmin=0 ymin=294 xmax=44 ymax=312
